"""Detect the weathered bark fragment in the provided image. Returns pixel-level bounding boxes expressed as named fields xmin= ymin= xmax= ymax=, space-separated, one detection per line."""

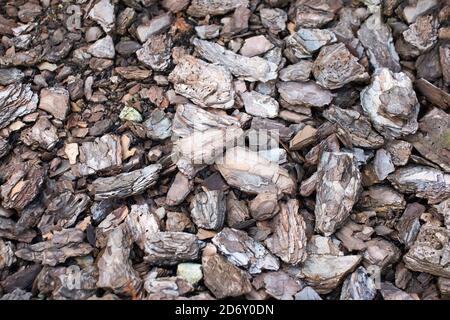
xmin=97 ymin=225 xmax=142 ymax=294
xmin=193 ymin=38 xmax=278 ymax=82
xmin=216 ymin=147 xmax=296 ymax=195
xmin=340 ymin=267 xmax=377 ymax=300
xmin=253 ymin=271 xmax=303 ymax=300
xmin=202 ymin=251 xmax=252 ymax=299
xmin=168 ymin=55 xmax=235 ymax=109
xmin=91 ymin=164 xmax=161 ymax=200
xmin=0 ymin=160 xmax=45 ymax=211
xmin=172 ymin=104 xmax=241 ymax=138
xmin=241 ymin=91 xmax=279 ymax=118
xmin=265 ymin=199 xmax=307 ymax=264
xmin=15 ymin=229 xmax=93 ymax=266
xmin=388 ymin=166 xmax=450 ymax=204
xmin=313 ymin=43 xmax=369 ymax=90
xmin=212 ymin=227 xmax=279 ymax=274
xmin=407 ymin=108 xmax=450 ymax=172
xmin=0 ymin=84 xmax=38 ymax=129
xmin=187 ymin=0 xmax=249 ymax=17
xmin=190 ymin=190 xmax=226 ymax=230
xmin=315 ymin=152 xmax=361 ymax=236
xmin=143 ymin=232 xmax=202 ymax=265
xmin=73 ymin=134 xmax=122 ymax=176
xmin=396 ymin=203 xmax=425 ymax=248
xmin=357 ymin=12 xmax=401 ymax=72
xmin=357 ymin=185 xmax=406 ymax=213
xmin=277 ymin=81 xmax=333 ymax=109
xmin=136 ymin=34 xmax=172 ymax=71
xmin=360 ymin=68 xmax=420 ymax=139
xmin=404 ymin=225 xmax=450 ymax=277
xmin=323 ymin=106 xmax=384 ymax=149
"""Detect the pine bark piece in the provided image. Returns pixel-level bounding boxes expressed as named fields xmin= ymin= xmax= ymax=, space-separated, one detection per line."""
xmin=440 ymin=46 xmax=450 ymax=85
xmin=0 ymin=83 xmax=38 ymax=129
xmin=217 ymin=146 xmax=296 ymax=195
xmin=277 ymin=81 xmax=332 ymax=109
xmin=187 ymin=0 xmax=249 ymax=17
xmin=0 ymin=137 xmax=9 ymax=159
xmin=172 ymin=103 xmax=241 ymax=138
xmin=125 ymin=204 xmax=160 ymax=250
xmin=88 ymin=0 xmax=115 ymax=33
xmin=385 ymin=140 xmax=412 ymax=166
xmin=20 ymin=117 xmax=59 ymax=151
xmin=190 ymin=190 xmax=226 ymax=230
xmin=241 ymin=91 xmax=279 ymax=118
xmin=136 ymin=34 xmax=172 ymax=71
xmin=0 ymin=239 xmax=15 ymax=270
xmin=253 ymin=271 xmax=303 ymax=300
xmin=193 ymin=38 xmax=278 ymax=83
xmin=404 ymin=225 xmax=450 ymax=277
xmin=240 ymin=35 xmax=274 ymax=57
xmin=313 ymin=43 xmax=369 ymax=90
xmin=115 ymin=66 xmax=152 ymax=80
xmin=1 ymin=264 xmax=42 ymax=294
xmin=225 ymin=191 xmax=252 ymax=229
xmin=403 ymin=15 xmax=438 ymax=53
xmin=73 ymin=134 xmax=122 ymax=176
xmin=388 ymin=165 xmax=450 ymax=204
xmin=15 ymin=229 xmax=93 ymax=266
xmin=357 ymin=185 xmax=406 ymax=214
xmin=97 ymin=225 xmax=142 ymax=293
xmin=38 ymin=87 xmax=70 ymax=121
xmin=396 ymin=203 xmax=425 ymax=248
xmin=91 ymin=164 xmax=161 ymax=200
xmin=357 ymin=12 xmax=401 ymax=72
xmin=87 ymin=35 xmax=115 ymax=59
xmin=290 ymin=1 xmax=341 ymax=28
xmin=335 ymin=221 xmax=368 ymax=252
xmin=36 ymin=265 xmax=98 ymax=300
xmin=168 ymin=55 xmax=235 ymax=109
xmin=0 ymin=161 xmax=45 ymax=211
xmin=202 ymin=252 xmax=252 ymax=299
xmin=0 ymin=289 xmax=32 ymax=300
xmin=265 ymin=199 xmax=307 ymax=264
xmin=38 ymin=192 xmax=91 ymax=235
xmin=437 ymin=277 xmax=450 ymax=297
xmin=289 ymin=125 xmax=317 ymax=151
xmin=300 ymin=253 xmax=361 ymax=294
xmin=323 ymin=106 xmax=384 ymax=149
xmin=95 ymin=206 xmax=129 ymax=248
xmin=363 ymin=238 xmax=401 ymax=271
xmin=279 ymin=61 xmax=313 ymax=82
xmin=212 ymin=227 xmax=279 ymax=274
xmin=414 ymin=78 xmax=450 ymax=110
xmin=295 ymin=286 xmax=322 ymax=300
xmin=300 ymin=172 xmax=317 ymax=197
xmin=360 ymin=68 xmax=420 ymax=139
xmin=260 ymin=8 xmax=287 ymax=34
xmin=373 ymin=149 xmax=395 ymax=181
xmin=143 ymin=232 xmax=202 ymax=265
xmin=0 ymin=217 xmax=36 ymax=242
xmin=135 ymin=13 xmax=172 ymax=43
xmin=340 ymin=267 xmax=377 ymax=300
xmin=166 ymin=172 xmax=193 ymax=206
xmin=0 ymin=68 xmax=24 ymax=85
xmin=407 ymin=108 xmax=450 ymax=172
xmin=315 ymin=152 xmax=361 ymax=236
xmin=250 ymin=117 xmax=294 ymax=142
xmin=144 ymin=275 xmax=194 ymax=297
xmin=166 ymin=211 xmax=193 ymax=232
xmin=249 ymin=192 xmax=279 ymax=221
xmin=174 ymin=127 xmax=244 ymax=165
